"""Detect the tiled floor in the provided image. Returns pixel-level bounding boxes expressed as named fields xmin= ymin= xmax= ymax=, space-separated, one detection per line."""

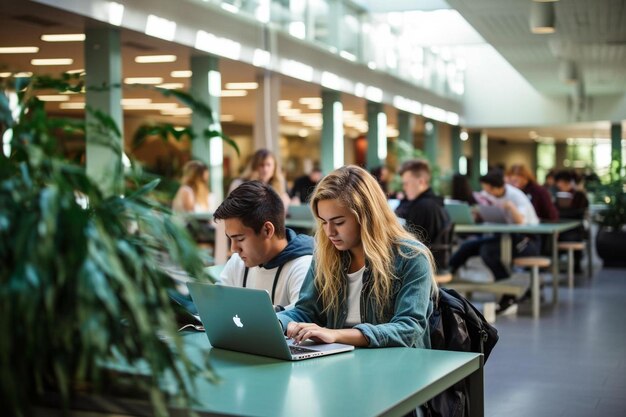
xmin=484 ymin=267 xmax=626 ymax=417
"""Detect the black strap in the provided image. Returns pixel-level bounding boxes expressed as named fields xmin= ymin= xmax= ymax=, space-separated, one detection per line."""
xmin=242 ymin=264 xmax=285 ymax=305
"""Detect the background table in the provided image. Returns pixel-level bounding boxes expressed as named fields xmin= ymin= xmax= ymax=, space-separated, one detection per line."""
xmin=454 ymin=221 xmax=581 ymax=304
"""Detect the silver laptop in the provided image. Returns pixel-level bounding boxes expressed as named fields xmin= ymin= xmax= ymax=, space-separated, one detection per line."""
xmin=186 ymin=282 xmax=355 ymax=361
xmin=477 ymin=205 xmax=508 ymax=223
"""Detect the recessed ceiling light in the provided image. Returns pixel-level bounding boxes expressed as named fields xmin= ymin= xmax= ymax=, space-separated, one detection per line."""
xmin=161 ymin=108 xmax=192 ymax=116
xmin=220 ymin=90 xmax=247 ymax=97
xmin=124 ymin=77 xmax=163 ymax=84
xmin=65 ymin=68 xmax=85 ymax=74
xmin=13 ymin=72 xmax=33 ymax=77
xmin=0 ymin=72 xmax=11 ymax=77
xmin=225 ymin=82 xmax=258 ymax=90
xmin=122 ymin=102 xmax=178 ymax=110
xmin=135 ymin=55 xmax=177 ymax=63
xmin=121 ymin=98 xmax=152 ymax=105
xmin=60 ymin=102 xmax=86 ymax=109
xmin=0 ymin=46 xmax=39 ymax=54
xmin=31 ymin=58 xmax=73 ymax=66
xmin=171 ymin=70 xmax=192 ymax=78
xmin=220 ymin=114 xmax=235 ymax=122
xmin=37 ymin=95 xmax=70 ymax=102
xmin=156 ymin=83 xmax=184 ymax=89
xmin=41 ymin=34 xmax=86 ymax=42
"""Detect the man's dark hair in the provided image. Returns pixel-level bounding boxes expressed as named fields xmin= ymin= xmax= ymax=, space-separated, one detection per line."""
xmin=399 ymin=159 xmax=431 ymax=181
xmin=479 ymin=171 xmax=505 ymax=188
xmin=554 ymin=170 xmax=574 ymax=183
xmin=214 ymin=181 xmax=286 ymax=238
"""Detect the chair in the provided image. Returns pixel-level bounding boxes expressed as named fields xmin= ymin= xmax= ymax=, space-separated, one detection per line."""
xmin=431 ymin=222 xmax=455 ymax=274
xmin=513 ymin=257 xmax=551 ymax=319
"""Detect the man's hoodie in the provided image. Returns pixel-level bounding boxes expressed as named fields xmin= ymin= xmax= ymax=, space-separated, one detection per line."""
xmin=262 ymin=228 xmax=314 ymax=269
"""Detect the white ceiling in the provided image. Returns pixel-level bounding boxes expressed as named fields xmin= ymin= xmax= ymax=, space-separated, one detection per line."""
xmin=445 ymin=0 xmax=626 ymax=97
xmin=1 ymin=0 xmax=624 ymax=143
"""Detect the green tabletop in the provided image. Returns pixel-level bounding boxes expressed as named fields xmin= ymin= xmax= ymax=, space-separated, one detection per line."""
xmin=173 ymin=333 xmax=482 ymax=417
xmin=104 ymin=332 xmax=483 ymax=417
xmin=454 ymin=220 xmax=580 ymax=235
xmin=285 ymin=218 xmax=317 ymax=231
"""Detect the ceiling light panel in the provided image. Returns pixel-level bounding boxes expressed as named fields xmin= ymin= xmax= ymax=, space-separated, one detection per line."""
xmin=0 ymin=46 xmax=39 ymax=53
xmin=31 ymin=58 xmax=73 ymax=65
xmin=135 ymin=55 xmax=177 ymax=63
xmin=41 ymin=34 xmax=86 ymax=42
xmin=225 ymin=82 xmax=258 ymax=89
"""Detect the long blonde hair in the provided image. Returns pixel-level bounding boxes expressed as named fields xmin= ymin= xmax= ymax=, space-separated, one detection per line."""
xmin=310 ymin=165 xmax=437 ymax=317
xmin=181 ymin=160 xmax=209 ymax=205
xmin=241 ymin=149 xmax=286 ymax=195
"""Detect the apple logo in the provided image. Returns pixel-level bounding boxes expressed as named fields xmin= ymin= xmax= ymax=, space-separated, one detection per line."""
xmin=233 ymin=315 xmax=243 ymax=328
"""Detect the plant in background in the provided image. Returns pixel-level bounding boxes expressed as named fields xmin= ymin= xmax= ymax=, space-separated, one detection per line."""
xmin=388 ymin=140 xmax=442 ymax=194
xmin=0 ymin=74 xmax=221 ymax=416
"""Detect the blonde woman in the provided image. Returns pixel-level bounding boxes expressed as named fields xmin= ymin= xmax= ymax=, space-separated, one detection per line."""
xmin=172 ymin=160 xmax=216 ymax=213
xmin=278 ymin=165 xmax=437 ymax=348
xmin=229 ymin=149 xmax=290 ymax=209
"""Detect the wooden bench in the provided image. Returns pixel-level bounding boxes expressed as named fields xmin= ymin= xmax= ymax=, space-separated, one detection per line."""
xmin=513 ymin=256 xmax=551 ymax=319
xmin=557 ymin=241 xmax=586 ymax=289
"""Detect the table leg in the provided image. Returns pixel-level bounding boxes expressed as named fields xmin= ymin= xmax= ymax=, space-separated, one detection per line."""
xmin=552 ymin=232 xmax=559 ymax=304
xmin=500 ymin=233 xmax=512 ymax=274
xmin=468 ymin=356 xmax=484 ymax=417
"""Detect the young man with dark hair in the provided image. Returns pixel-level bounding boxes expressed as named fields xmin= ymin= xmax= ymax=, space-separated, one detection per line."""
xmin=449 ymin=170 xmax=541 ymax=314
xmin=213 ymin=181 xmax=314 ymax=311
xmin=395 ymin=159 xmax=451 ymax=272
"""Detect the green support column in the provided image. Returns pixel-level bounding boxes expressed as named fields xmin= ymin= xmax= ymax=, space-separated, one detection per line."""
xmin=366 ymin=101 xmax=386 ymax=169
xmin=321 ymin=89 xmax=343 ymax=174
xmin=611 ymin=123 xmax=623 ymax=180
xmin=191 ymin=55 xmax=223 ymax=202
xmin=424 ymin=119 xmax=438 ymax=166
xmin=397 ymin=110 xmax=414 ymax=164
xmin=451 ymin=125 xmax=461 ymax=173
xmin=469 ymin=131 xmax=484 ymax=190
xmin=84 ymin=27 xmax=123 ymax=197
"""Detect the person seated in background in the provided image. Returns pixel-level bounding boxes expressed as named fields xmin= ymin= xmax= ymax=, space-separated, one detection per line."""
xmin=278 ymin=165 xmax=436 ymax=351
xmin=543 ymin=169 xmax=558 ymax=199
xmin=289 ymin=167 xmax=323 ymax=204
xmin=229 ymin=148 xmax=290 ymax=209
xmin=554 ymin=170 xmax=589 ymax=272
xmin=506 ymin=164 xmax=558 ymax=222
xmin=394 ymin=159 xmax=451 ymax=272
xmin=370 ymin=165 xmax=398 ymax=199
xmin=450 ymin=173 xmax=477 ymax=205
xmin=172 ymin=160 xmax=217 ymax=244
xmin=172 ymin=160 xmax=216 ymax=213
xmin=213 ymin=181 xmax=314 ymax=311
xmin=448 ymin=171 xmax=541 ymax=314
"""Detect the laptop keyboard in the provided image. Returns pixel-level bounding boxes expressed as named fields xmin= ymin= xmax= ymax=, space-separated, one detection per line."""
xmin=289 ymin=345 xmax=316 ymax=354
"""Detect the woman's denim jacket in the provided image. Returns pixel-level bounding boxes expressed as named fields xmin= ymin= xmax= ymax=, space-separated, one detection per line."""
xmin=278 ymin=242 xmax=433 ymax=348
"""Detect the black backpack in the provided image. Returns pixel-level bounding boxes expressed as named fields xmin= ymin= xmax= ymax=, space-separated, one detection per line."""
xmin=425 ymin=287 xmax=499 ymax=417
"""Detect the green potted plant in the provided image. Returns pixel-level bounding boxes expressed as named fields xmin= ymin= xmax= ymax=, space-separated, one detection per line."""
xmin=593 ymin=165 xmax=626 ymax=267
xmin=0 ymin=73 xmax=227 ymax=416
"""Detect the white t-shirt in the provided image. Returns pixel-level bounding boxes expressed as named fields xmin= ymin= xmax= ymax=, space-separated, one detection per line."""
xmin=218 ymin=253 xmax=312 ymax=309
xmin=344 ymin=266 xmax=365 ymax=327
xmin=485 ymin=184 xmax=539 ymax=225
